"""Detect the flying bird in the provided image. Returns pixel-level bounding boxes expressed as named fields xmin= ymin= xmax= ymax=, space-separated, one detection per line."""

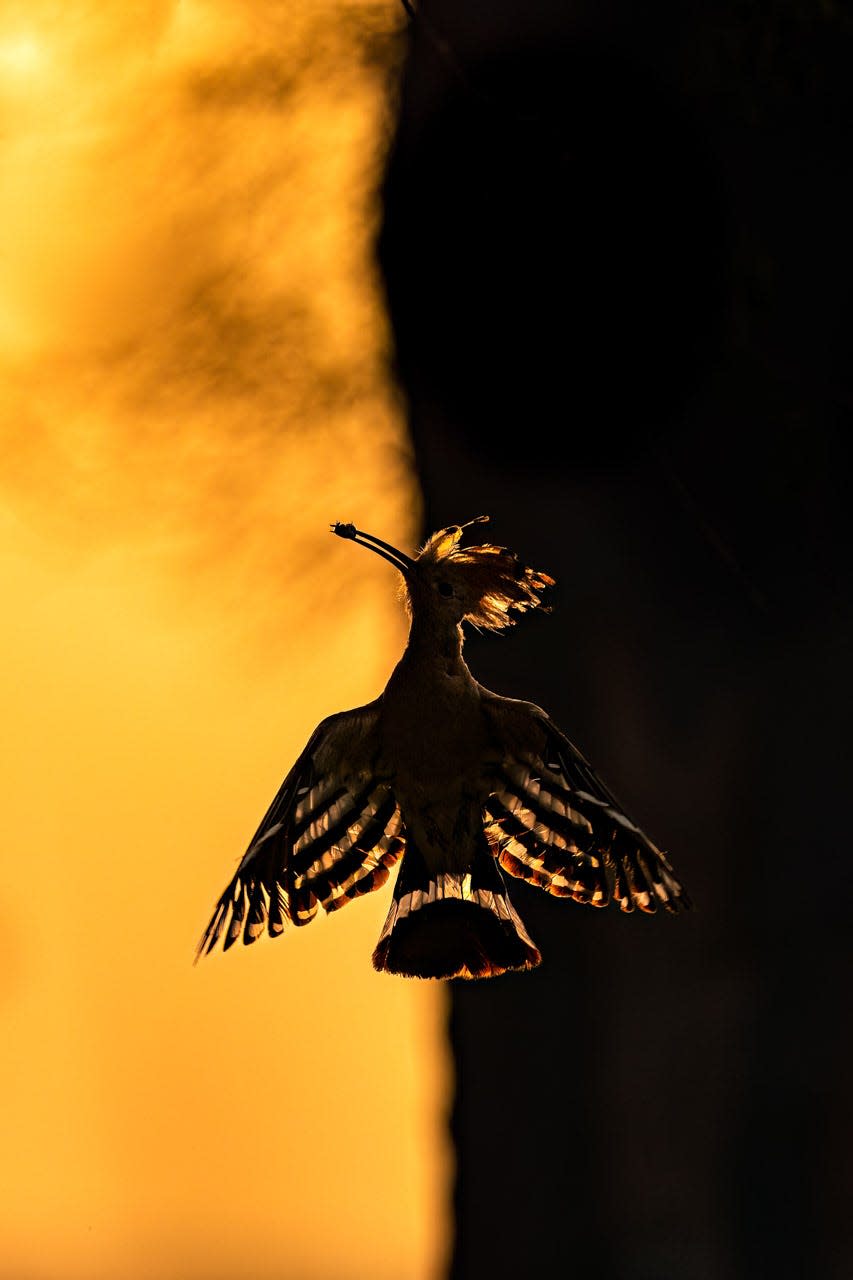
xmin=196 ymin=518 xmax=690 ymax=979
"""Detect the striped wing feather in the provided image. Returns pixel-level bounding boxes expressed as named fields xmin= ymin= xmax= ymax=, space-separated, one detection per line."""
xmin=483 ymin=704 xmax=690 ymax=915
xmin=195 ymin=700 xmax=403 ymax=959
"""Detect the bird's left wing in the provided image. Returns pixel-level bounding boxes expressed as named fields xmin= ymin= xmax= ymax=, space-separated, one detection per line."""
xmin=481 ymin=697 xmax=690 ymax=915
xmin=196 ymin=699 xmax=403 ymax=958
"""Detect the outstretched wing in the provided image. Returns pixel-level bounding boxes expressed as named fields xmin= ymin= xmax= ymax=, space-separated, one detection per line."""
xmin=481 ymin=698 xmax=690 ymax=914
xmin=196 ymin=699 xmax=404 ymax=958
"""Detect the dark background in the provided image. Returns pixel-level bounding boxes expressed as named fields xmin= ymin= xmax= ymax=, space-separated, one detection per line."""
xmin=378 ymin=3 xmax=852 ymax=1277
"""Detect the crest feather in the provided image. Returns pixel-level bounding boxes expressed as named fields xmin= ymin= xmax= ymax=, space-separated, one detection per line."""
xmin=417 ymin=518 xmax=554 ymax=631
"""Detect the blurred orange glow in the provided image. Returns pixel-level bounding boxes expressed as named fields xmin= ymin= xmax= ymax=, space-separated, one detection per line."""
xmin=0 ymin=3 xmax=449 ymax=1279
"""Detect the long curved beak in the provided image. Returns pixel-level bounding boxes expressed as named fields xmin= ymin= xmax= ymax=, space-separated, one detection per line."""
xmin=331 ymin=522 xmax=415 ymax=576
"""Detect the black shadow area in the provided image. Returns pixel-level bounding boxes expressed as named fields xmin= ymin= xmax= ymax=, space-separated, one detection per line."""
xmin=378 ymin=6 xmax=853 ymax=1278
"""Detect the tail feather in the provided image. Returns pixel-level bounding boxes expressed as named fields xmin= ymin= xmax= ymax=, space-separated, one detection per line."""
xmin=372 ymin=836 xmax=541 ymax=980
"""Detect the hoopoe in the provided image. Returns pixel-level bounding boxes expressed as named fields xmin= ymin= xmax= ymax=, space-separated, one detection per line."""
xmin=196 ymin=518 xmax=690 ymax=979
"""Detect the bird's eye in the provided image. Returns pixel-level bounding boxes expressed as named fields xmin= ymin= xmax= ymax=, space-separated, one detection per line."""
xmin=438 ymin=581 xmax=453 ymax=597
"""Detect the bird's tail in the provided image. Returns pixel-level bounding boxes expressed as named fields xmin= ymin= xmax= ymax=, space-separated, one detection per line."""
xmin=372 ymin=834 xmax=541 ymax=980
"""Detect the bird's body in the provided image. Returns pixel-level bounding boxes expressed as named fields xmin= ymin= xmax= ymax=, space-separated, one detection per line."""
xmin=197 ymin=519 xmax=690 ymax=978
xmin=382 ymin=619 xmax=493 ymax=874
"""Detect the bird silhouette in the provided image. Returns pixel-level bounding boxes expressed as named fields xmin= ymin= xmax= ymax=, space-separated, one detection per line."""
xmin=196 ymin=518 xmax=690 ymax=979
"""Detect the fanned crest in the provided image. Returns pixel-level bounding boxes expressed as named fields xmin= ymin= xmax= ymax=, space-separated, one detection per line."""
xmin=415 ymin=516 xmax=554 ymax=631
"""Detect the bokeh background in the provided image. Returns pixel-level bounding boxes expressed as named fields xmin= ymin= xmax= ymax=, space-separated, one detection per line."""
xmin=1 ymin=4 xmax=447 ymax=1279
xmin=3 ymin=2 xmax=852 ymax=1279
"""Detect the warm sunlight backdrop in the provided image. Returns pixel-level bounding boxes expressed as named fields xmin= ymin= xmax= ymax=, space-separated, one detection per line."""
xmin=0 ymin=3 xmax=449 ymax=1278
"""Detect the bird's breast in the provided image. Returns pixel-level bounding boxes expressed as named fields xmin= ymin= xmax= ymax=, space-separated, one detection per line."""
xmin=382 ymin=664 xmax=490 ymax=773
xmin=379 ymin=665 xmax=497 ymax=873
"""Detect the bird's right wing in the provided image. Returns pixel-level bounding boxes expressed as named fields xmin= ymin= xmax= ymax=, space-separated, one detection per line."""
xmin=195 ymin=699 xmax=404 ymax=959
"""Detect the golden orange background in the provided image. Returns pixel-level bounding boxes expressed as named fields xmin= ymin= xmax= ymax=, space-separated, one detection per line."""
xmin=0 ymin=4 xmax=449 ymax=1277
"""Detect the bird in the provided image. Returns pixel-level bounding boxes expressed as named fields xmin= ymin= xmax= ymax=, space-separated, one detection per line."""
xmin=196 ymin=517 xmax=690 ymax=979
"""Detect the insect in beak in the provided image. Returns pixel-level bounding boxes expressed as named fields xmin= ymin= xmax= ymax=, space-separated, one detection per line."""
xmin=331 ymin=522 xmax=416 ymax=576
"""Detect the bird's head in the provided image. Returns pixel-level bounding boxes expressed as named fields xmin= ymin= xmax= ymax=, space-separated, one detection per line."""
xmin=332 ymin=516 xmax=554 ymax=631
